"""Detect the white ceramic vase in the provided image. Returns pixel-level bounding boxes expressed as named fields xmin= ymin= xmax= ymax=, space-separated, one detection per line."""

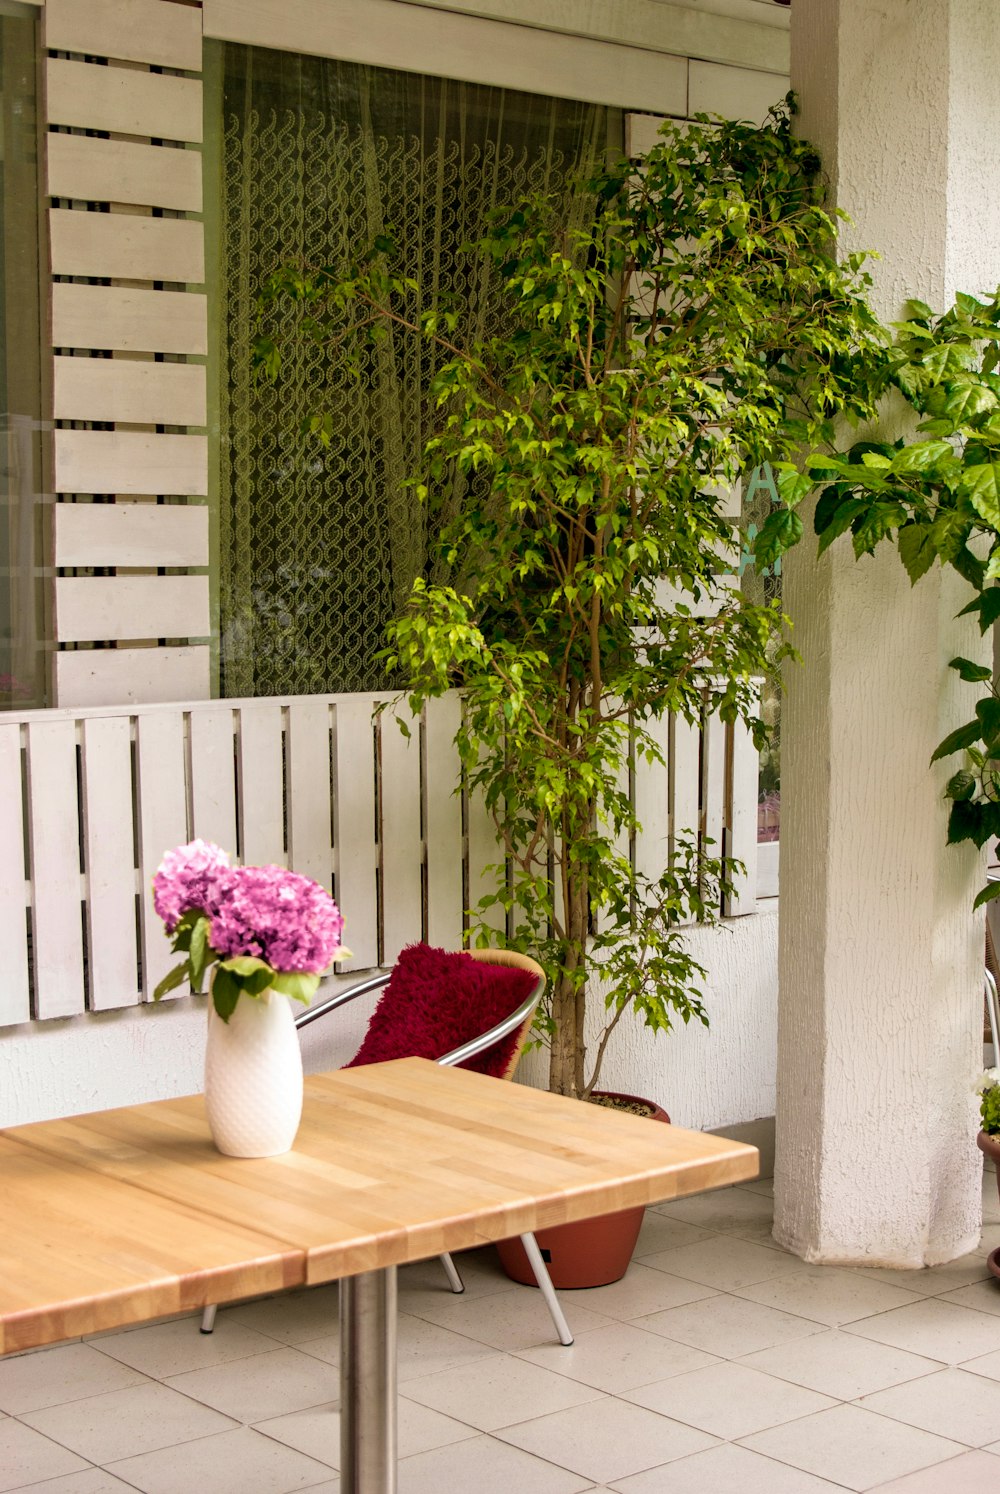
xmin=204 ymin=986 xmax=303 ymax=1157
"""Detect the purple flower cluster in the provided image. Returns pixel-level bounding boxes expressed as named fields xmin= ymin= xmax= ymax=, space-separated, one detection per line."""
xmin=153 ymin=839 xmax=233 ymax=933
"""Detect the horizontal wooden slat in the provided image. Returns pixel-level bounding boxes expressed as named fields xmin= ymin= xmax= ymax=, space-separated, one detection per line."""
xmin=49 ymin=210 xmax=204 ymax=285
xmin=46 ymin=58 xmax=203 ymax=142
xmin=688 ymin=60 xmax=789 ymax=125
xmin=53 ymin=356 xmax=206 ymax=426
xmin=55 ymin=575 xmax=210 ymax=642
xmin=52 ymin=285 xmax=207 ymax=356
xmin=55 ymin=502 xmax=208 ymax=568
xmin=55 ymin=645 xmax=210 ymax=707
xmin=54 ymin=431 xmax=207 ymax=496
xmin=47 ymin=135 xmax=202 ymax=213
xmin=44 ymin=0 xmax=203 ymax=71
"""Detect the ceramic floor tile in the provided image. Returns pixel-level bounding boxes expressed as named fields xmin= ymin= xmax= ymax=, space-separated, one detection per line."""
xmin=734 ymin=1266 xmax=922 ymax=1326
xmin=19 ymin=1381 xmax=238 ymax=1466
xmin=255 ymin=1396 xmax=475 ymax=1468
xmin=0 ymin=1420 xmax=88 ymax=1493
xmin=515 ymin=1322 xmax=720 ymax=1393
xmin=89 ymin=1314 xmax=282 ymax=1378
xmin=216 ymin=1284 xmax=340 ymax=1345
xmin=866 ymin=1449 xmax=1000 ymax=1493
xmin=633 ymin=1214 xmax=716 ymax=1257
xmin=0 ymin=1341 xmax=148 ymax=1414
xmin=297 ymin=1312 xmax=496 ymax=1381
xmin=5 ymin=1471 xmax=138 ymax=1494
xmin=960 ymin=1344 xmax=1000 ymax=1381
xmin=845 ymin=1296 xmax=1000 ymax=1363
xmin=850 ymin=1253 xmax=993 ymax=1298
xmin=622 ymin=1359 xmax=836 ymax=1440
xmin=395 ymin=1284 xmax=613 ymax=1351
xmin=638 ymin=1291 xmax=825 ymax=1358
xmin=164 ymin=1345 xmax=337 ymax=1422
xmin=399 ymin=1247 xmax=520 ymax=1300
xmin=399 ymin=1352 xmax=603 ymax=1431
xmin=857 ymin=1366 xmax=1000 ymax=1447
xmin=640 ymin=1235 xmax=805 ymax=1292
xmin=652 ymin=1187 xmax=776 ymax=1234
xmin=612 ymin=1440 xmax=847 ymax=1493
xmin=741 ymin=1403 xmax=966 ymax=1492
xmin=551 ymin=1264 xmax=717 ymax=1321
xmin=395 ymin=1433 xmax=593 ymax=1494
xmin=937 ymin=1278 xmax=1000 ymax=1317
xmin=495 ymin=1398 xmax=717 ymax=1484
xmin=741 ymin=1329 xmax=941 ymax=1400
xmin=738 ymin=1178 xmax=776 ymax=1198
xmin=106 ymin=1425 xmax=336 ymax=1494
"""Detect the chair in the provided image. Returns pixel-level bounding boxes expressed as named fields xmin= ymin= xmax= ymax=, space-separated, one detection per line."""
xmin=199 ymin=944 xmax=573 ymax=1345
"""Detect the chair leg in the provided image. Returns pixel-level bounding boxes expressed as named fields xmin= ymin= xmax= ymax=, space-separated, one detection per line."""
xmin=519 ymin=1233 xmax=573 ymax=1346
xmin=439 ymin=1252 xmax=465 ymax=1294
xmin=200 ymin=1304 xmax=218 ymax=1334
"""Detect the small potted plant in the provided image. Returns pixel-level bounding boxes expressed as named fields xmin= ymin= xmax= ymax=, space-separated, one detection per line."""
xmin=153 ymin=839 xmax=348 ymax=1158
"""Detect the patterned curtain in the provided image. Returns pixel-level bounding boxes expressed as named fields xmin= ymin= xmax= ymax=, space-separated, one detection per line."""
xmin=216 ymin=48 xmax=611 ymax=697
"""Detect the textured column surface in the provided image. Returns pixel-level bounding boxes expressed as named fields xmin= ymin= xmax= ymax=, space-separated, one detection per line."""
xmin=775 ymin=0 xmax=1000 ymax=1266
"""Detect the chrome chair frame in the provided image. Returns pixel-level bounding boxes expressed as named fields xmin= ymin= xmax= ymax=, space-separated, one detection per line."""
xmin=200 ymin=958 xmax=574 ymax=1345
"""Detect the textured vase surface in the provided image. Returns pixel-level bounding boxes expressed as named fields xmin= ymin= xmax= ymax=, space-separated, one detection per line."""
xmin=204 ymin=988 xmax=303 ymax=1157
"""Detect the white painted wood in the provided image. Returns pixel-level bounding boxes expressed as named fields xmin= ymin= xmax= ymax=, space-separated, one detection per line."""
xmin=379 ymin=703 xmax=423 ymax=964
xmin=467 ymin=741 xmax=506 ymax=939
xmin=189 ymin=706 xmax=238 ymax=855
xmin=633 ymin=713 xmax=670 ymax=887
xmin=54 ymin=431 xmax=207 ymax=497
xmin=25 ymin=719 xmax=86 ymax=1020
xmin=53 ymin=356 xmax=206 ymax=426
xmin=80 ymin=716 xmax=140 ymax=1011
xmin=135 ymin=711 xmax=188 ymax=999
xmin=236 ymin=702 xmax=285 ymax=867
xmin=55 ymin=646 xmax=210 ymax=707
xmin=0 ymin=725 xmax=30 ymax=1025
xmin=332 ymin=695 xmax=379 ymax=970
xmin=55 ymin=576 xmax=210 ymax=643
xmin=703 ymin=708 xmax=727 ymax=862
xmin=46 ymin=135 xmax=202 ymax=213
xmin=286 ymin=697 xmax=333 ymax=890
xmin=626 ymin=112 xmax=668 ymax=158
xmin=52 ymin=285 xmax=208 ymax=356
xmin=55 ymin=503 xmax=208 ymax=569
xmin=688 ymin=59 xmax=789 ymax=125
xmin=757 ymin=837 xmax=779 ymax=900
xmin=203 ymin=0 xmax=688 ymax=114
xmin=44 ymin=0 xmax=203 ymax=71
xmin=46 ymin=58 xmax=203 ymax=142
xmin=725 ymin=690 xmax=759 ymax=917
xmin=49 ymin=209 xmax=205 ymax=285
xmin=670 ymin=713 xmax=701 ymax=926
xmin=423 ymin=692 xmax=464 ymax=952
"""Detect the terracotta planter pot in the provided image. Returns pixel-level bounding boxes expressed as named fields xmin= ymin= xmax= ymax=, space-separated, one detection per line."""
xmin=976 ymin=1130 xmax=1000 ymax=1281
xmin=496 ymin=1092 xmax=670 ymax=1289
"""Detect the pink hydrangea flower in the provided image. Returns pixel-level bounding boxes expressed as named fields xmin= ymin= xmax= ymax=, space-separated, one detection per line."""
xmin=153 ymin=839 xmax=234 ymax=933
xmin=208 ymin=864 xmax=345 ymax=973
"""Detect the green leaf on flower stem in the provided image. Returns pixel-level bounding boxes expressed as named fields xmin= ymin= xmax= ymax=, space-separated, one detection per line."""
xmin=152 ymin=962 xmax=189 ymax=1002
xmin=211 ymin=966 xmax=240 ymax=1023
xmin=957 ymin=462 xmax=1000 ymax=527
xmin=188 ymin=916 xmax=212 ymax=993
xmin=949 ymin=656 xmax=994 ymax=683
xmin=751 ymin=507 xmax=802 ymax=568
xmin=976 ymin=697 xmax=1000 ymax=743
xmin=816 ymin=498 xmax=867 ymax=554
xmin=945 ymin=769 xmax=976 ymax=800
xmin=269 ymin=970 xmax=321 ymax=1004
xmin=957 ymin=586 xmax=1000 ymax=633
xmin=930 ymin=719 xmax=983 ymax=763
xmin=220 ymin=955 xmax=271 ymax=977
xmin=947 ymin=797 xmax=982 ymax=845
xmin=974 ymin=880 xmax=1000 ymax=910
xmin=897 ymin=524 xmax=937 ymax=584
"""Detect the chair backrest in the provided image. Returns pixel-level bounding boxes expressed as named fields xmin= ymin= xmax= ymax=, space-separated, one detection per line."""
xmin=342 ymin=943 xmax=545 ymax=1080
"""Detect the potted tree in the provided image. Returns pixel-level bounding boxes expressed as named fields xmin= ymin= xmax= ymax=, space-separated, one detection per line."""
xmin=258 ymin=99 xmax=882 ymax=1283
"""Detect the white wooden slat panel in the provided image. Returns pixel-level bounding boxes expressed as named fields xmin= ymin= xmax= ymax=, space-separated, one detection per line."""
xmin=44 ymin=0 xmax=203 ymax=71
xmin=25 ymin=720 xmax=85 ymax=1019
xmin=633 ymin=714 xmax=670 ymax=887
xmin=757 ymin=838 xmax=779 ymax=900
xmin=702 ymin=709 xmax=726 ymax=862
xmin=688 ymin=60 xmax=789 ymax=126
xmin=423 ymin=693 xmax=464 ymax=953
xmin=55 ymin=503 xmax=208 ymax=569
xmin=53 ymin=356 xmax=206 ymax=426
xmin=49 ymin=210 xmax=204 ymax=285
xmin=286 ymin=698 xmax=333 ymax=890
xmin=46 ymin=135 xmax=203 ymax=213
xmin=626 ymin=112 xmax=667 ymax=159
xmin=379 ymin=705 xmax=423 ymax=965
xmin=0 ymin=725 xmax=30 ymax=1025
xmin=55 ymin=645 xmax=210 ymax=708
xmin=467 ymin=743 xmax=506 ymax=940
xmin=55 ymin=576 xmax=209 ymax=643
xmin=237 ymin=703 xmax=285 ymax=868
xmin=594 ymin=706 xmax=631 ymax=937
xmin=670 ymin=714 xmax=700 ymax=928
xmin=46 ymin=59 xmax=203 ymax=142
xmin=54 ymin=431 xmax=207 ymax=496
xmin=135 ymin=711 xmax=189 ymax=999
xmin=203 ymin=0 xmax=688 ymax=115
xmin=332 ymin=696 xmax=378 ymax=970
xmin=80 ymin=716 xmax=140 ymax=1011
xmin=188 ymin=707 xmax=238 ymax=856
xmin=52 ymin=285 xmax=208 ymax=356
xmin=725 ymin=697 xmax=760 ymax=917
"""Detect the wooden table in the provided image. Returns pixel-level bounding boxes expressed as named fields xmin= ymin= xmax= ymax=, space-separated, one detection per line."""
xmin=0 ymin=1058 xmax=758 ymax=1490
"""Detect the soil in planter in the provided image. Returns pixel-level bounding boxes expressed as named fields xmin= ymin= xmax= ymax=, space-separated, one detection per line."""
xmin=587 ymin=1094 xmax=659 ymax=1119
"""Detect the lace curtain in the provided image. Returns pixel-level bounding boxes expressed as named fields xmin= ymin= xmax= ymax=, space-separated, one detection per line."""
xmin=214 ymin=47 xmax=611 ymax=697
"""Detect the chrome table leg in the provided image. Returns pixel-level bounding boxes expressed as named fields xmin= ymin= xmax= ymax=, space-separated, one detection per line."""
xmin=339 ymin=1267 xmax=397 ymax=1493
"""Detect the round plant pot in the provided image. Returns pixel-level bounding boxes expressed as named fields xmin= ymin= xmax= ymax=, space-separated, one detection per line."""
xmin=496 ymin=1092 xmax=670 ymax=1289
xmin=204 ymin=987 xmax=303 ymax=1157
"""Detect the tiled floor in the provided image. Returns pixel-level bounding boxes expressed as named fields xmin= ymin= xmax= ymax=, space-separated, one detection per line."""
xmin=3 ymin=1173 xmax=1000 ymax=1493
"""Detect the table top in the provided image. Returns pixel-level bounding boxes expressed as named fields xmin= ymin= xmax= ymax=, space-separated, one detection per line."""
xmin=0 ymin=1058 xmax=757 ymax=1354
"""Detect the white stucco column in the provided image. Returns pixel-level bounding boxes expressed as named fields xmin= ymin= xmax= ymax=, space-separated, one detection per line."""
xmin=775 ymin=0 xmax=1000 ymax=1266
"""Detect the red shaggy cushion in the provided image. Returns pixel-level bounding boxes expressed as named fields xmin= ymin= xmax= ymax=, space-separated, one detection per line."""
xmin=344 ymin=943 xmax=538 ymax=1078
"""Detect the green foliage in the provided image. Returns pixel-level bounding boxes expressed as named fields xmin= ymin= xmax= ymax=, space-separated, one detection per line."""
xmin=257 ymin=97 xmax=884 ymax=1096
xmin=979 ymin=1072 xmax=1000 ymax=1134
xmin=153 ymin=915 xmax=318 ymax=1019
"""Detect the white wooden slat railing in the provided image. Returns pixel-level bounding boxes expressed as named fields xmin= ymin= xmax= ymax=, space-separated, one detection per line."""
xmin=0 ymin=689 xmax=763 ymax=1027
